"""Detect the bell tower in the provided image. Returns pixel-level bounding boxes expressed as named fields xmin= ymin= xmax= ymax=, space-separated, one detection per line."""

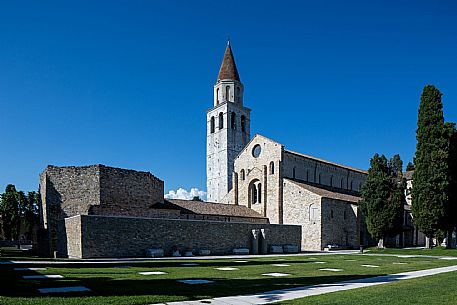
xmin=206 ymin=40 xmax=251 ymax=203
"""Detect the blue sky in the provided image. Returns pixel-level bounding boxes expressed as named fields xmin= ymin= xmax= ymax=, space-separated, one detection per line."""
xmin=1 ymin=1 xmax=456 ymax=197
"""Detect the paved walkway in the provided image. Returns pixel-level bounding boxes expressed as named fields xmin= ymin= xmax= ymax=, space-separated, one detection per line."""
xmin=154 ymin=265 xmax=457 ymax=305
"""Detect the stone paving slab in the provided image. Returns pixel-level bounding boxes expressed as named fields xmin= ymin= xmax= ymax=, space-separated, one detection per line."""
xmin=38 ymin=286 xmax=91 ymax=293
xmin=139 ymin=271 xmax=167 ymax=275
xmin=151 ymin=265 xmax=457 ymax=305
xmin=23 ymin=275 xmax=63 ymax=279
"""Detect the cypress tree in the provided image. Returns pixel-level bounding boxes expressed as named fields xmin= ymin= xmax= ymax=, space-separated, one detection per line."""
xmin=444 ymin=122 xmax=457 ymax=247
xmin=412 ymin=85 xmax=449 ymax=248
xmin=360 ymin=154 xmax=405 ymax=248
xmin=406 ymin=162 xmax=415 ymax=171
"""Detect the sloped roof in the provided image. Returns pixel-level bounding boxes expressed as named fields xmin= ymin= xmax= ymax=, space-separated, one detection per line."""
xmin=217 ymin=41 xmax=240 ymax=82
xmin=153 ymin=199 xmax=265 ymax=218
xmin=286 ymin=179 xmax=361 ymax=203
xmin=403 ymin=170 xmax=414 ymax=180
xmin=285 ymin=150 xmax=367 ymax=175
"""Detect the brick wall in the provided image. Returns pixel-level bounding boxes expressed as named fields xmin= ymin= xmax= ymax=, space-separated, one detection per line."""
xmin=65 ymin=215 xmax=301 ymax=258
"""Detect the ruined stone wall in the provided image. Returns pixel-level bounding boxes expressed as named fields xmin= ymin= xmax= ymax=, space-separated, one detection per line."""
xmin=65 ymin=215 xmax=82 ymax=258
xmin=99 ymin=165 xmax=164 ymax=207
xmin=66 ymin=215 xmax=301 ymax=258
xmin=282 ymin=179 xmax=323 ymax=251
xmin=39 ymin=164 xmax=164 ymax=257
xmin=321 ymin=198 xmax=359 ymax=249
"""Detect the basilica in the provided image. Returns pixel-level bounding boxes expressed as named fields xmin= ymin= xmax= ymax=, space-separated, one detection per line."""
xmin=207 ymin=41 xmax=368 ymax=250
xmin=37 ymin=41 xmax=376 ymax=259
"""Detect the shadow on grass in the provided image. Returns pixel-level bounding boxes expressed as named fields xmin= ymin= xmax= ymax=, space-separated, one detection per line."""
xmin=0 ymin=264 xmax=382 ymax=301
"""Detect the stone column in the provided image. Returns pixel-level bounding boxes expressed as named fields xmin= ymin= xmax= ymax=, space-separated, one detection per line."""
xmin=260 ymin=228 xmax=268 ymax=254
xmin=278 ymin=160 xmax=283 ymax=224
xmin=233 ymin=172 xmax=239 ymax=205
xmin=251 ymin=229 xmax=260 ymax=255
xmin=263 ymin=165 xmax=267 ymax=217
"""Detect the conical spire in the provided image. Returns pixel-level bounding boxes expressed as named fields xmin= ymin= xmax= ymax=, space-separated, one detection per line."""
xmin=217 ymin=40 xmax=240 ymax=82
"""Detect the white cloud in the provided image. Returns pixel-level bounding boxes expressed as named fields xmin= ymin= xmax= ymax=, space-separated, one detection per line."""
xmin=164 ymin=187 xmax=207 ymax=201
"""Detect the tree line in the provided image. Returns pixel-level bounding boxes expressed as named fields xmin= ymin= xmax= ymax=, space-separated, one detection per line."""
xmin=360 ymin=85 xmax=457 ymax=249
xmin=0 ymin=185 xmax=40 ymax=241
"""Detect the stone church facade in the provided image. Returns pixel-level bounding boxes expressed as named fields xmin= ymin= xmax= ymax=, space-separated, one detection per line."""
xmin=208 ymin=42 xmax=368 ymax=251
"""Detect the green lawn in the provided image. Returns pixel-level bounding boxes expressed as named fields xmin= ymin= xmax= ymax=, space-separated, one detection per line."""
xmin=366 ymin=246 xmax=457 ymax=257
xmin=1 ymin=253 xmax=457 ymax=305
xmin=279 ymin=270 xmax=457 ymax=305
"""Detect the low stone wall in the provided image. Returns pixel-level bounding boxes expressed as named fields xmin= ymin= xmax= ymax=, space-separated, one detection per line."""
xmin=65 ymin=215 xmax=301 ymax=258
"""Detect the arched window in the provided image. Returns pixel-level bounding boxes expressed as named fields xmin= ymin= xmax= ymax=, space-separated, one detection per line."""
xmin=210 ymin=116 xmax=215 ymax=133
xmin=218 ymin=112 xmax=224 ymax=129
xmin=226 ymin=86 xmax=230 ymax=101
xmin=257 ymin=183 xmax=262 ymax=203
xmin=248 ymin=179 xmax=262 ymax=206
xmin=309 ymin=203 xmax=318 ymax=222
xmin=241 ymin=115 xmax=246 ymax=132
xmin=269 ymin=161 xmax=274 ymax=175
xmin=216 ymin=88 xmax=220 ymax=105
xmin=231 ymin=112 xmax=236 ymax=129
xmin=240 ymin=169 xmax=245 ymax=181
xmin=293 ymin=167 xmax=296 ymax=179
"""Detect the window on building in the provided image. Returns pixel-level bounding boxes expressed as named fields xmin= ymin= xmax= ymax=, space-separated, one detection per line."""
xmin=341 ymin=178 xmax=344 ymax=189
xmin=210 ymin=116 xmax=215 ymax=133
xmin=331 ymin=209 xmax=334 ymax=219
xmin=269 ymin=161 xmax=274 ymax=175
xmin=240 ymin=169 xmax=245 ymax=180
xmin=293 ymin=167 xmax=296 ymax=179
xmin=309 ymin=204 xmax=318 ymax=222
xmin=237 ymin=87 xmax=240 ymax=100
xmin=241 ymin=115 xmax=246 ymax=132
xmin=330 ymin=176 xmax=333 ymax=187
xmin=257 ymin=183 xmax=262 ymax=203
xmin=218 ymin=112 xmax=224 ymax=129
xmin=318 ymin=173 xmax=321 ymax=184
xmin=226 ymin=86 xmax=230 ymax=101
xmin=231 ymin=112 xmax=236 ymax=129
xmin=306 ymin=170 xmax=309 ymax=182
xmin=350 ymin=180 xmax=353 ymax=191
xmin=216 ymin=88 xmax=220 ymax=105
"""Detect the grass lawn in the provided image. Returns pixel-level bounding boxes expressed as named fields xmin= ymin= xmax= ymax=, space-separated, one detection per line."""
xmin=367 ymin=246 xmax=457 ymax=257
xmin=279 ymin=270 xmax=457 ymax=305
xmin=1 ymin=251 xmax=457 ymax=305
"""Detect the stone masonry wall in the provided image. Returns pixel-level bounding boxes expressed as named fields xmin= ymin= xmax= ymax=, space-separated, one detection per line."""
xmin=321 ymin=198 xmax=359 ymax=249
xmin=65 ymin=215 xmax=82 ymax=258
xmin=66 ymin=215 xmax=301 ymax=258
xmin=282 ymin=179 xmax=322 ymax=251
xmin=39 ymin=164 xmax=164 ymax=257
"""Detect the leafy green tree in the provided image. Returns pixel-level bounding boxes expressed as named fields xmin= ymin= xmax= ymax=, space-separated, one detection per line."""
xmin=444 ymin=122 xmax=457 ymax=247
xmin=406 ymin=162 xmax=415 ymax=171
xmin=0 ymin=185 xmax=20 ymax=240
xmin=412 ymin=85 xmax=449 ymax=248
xmin=359 ymin=154 xmax=405 ymax=248
xmin=192 ymin=196 xmax=203 ymax=202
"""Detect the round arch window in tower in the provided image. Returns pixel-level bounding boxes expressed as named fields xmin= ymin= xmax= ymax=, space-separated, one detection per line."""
xmin=252 ymin=144 xmax=261 ymax=158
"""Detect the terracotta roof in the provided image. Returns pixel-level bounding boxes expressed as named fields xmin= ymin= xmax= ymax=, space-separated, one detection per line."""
xmin=403 ymin=170 xmax=414 ymax=180
xmin=217 ymin=41 xmax=240 ymax=82
xmin=285 ymin=150 xmax=367 ymax=175
xmin=155 ymin=199 xmax=265 ymax=218
xmin=286 ymin=179 xmax=361 ymax=203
